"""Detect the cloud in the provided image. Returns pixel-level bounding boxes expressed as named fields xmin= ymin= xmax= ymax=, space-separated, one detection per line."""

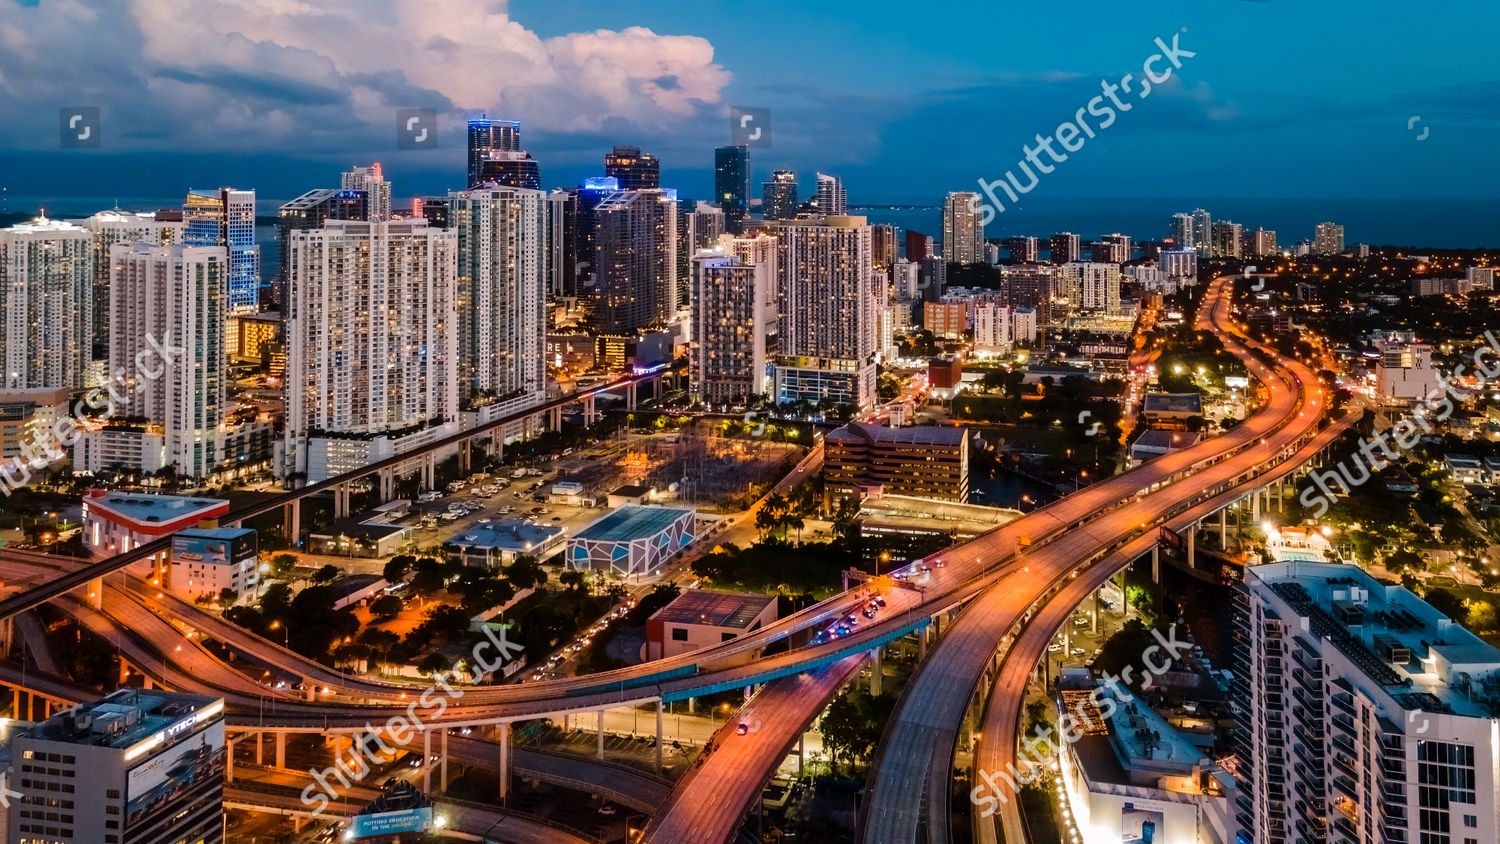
xmin=0 ymin=0 xmax=730 ymax=155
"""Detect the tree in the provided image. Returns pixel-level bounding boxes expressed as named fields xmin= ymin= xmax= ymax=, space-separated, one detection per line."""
xmin=418 ymin=652 xmax=452 ymax=677
xmin=1423 ymin=587 xmax=1469 ymax=625
xmin=383 ymin=555 xmax=416 ymax=584
xmin=370 ymin=594 xmax=405 ymax=620
xmin=311 ymin=564 xmax=342 ymax=585
xmin=270 ymin=553 xmax=297 ymax=575
xmin=505 ymin=556 xmax=546 ymax=590
xmin=559 ymin=570 xmax=587 ymax=592
xmin=217 ymin=588 xmax=238 ymax=610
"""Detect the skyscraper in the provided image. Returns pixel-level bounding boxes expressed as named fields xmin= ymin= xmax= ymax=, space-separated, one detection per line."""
xmin=284 ymin=219 xmax=459 ymax=482
xmin=762 ymin=170 xmax=799 ymax=220
xmin=0 ymin=216 xmax=93 ymax=390
xmin=467 ymin=116 xmax=522 ymax=188
xmin=714 ymin=145 xmax=750 ymax=234
xmin=604 ymin=145 xmax=661 ymax=190
xmin=1093 ymin=233 xmax=1132 ymax=264
xmin=1048 ymin=232 xmax=1081 ymax=265
xmin=679 ymin=200 xmax=726 ymax=310
xmin=6 ymin=690 xmax=226 ymax=844
xmin=942 ymin=192 xmax=986 ymax=264
xmin=1004 ymin=235 xmax=1039 ymax=263
xmin=766 ymin=215 xmax=879 ymax=412
xmin=476 ymin=150 xmax=542 ymax=191
xmin=1191 ymin=208 xmax=1213 ymax=255
xmin=1169 ymin=212 xmax=1195 ymax=249
xmin=275 ymin=188 xmax=368 ymax=309
xmin=108 ymin=242 xmax=227 ymax=480
xmin=591 ymin=189 xmax=680 ymax=334
xmin=690 ymin=234 xmax=777 ymax=404
xmin=906 ymin=230 xmax=934 ymax=264
xmin=813 ymin=173 xmax=848 ymax=216
xmin=1251 ymin=228 xmax=1278 ymax=257
xmin=1211 ymin=221 xmax=1244 ymax=258
xmin=77 ymin=209 xmax=183 ymax=360
xmin=870 ymin=224 xmax=898 ymax=273
xmin=1059 ymin=262 xmax=1122 ymax=314
xmin=183 ymin=188 xmax=259 ymax=314
xmin=341 ymin=163 xmax=392 ymax=221
xmin=449 ymin=186 xmax=550 ymax=411
xmin=1314 ymin=221 xmax=1345 ymax=255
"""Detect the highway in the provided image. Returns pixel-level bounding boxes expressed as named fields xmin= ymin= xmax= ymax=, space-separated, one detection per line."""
xmin=856 ymin=276 xmax=1331 ymax=843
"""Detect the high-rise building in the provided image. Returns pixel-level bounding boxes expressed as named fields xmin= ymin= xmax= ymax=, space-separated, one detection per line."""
xmin=603 ymin=145 xmax=661 ymax=190
xmin=1374 ymin=339 xmax=1441 ymax=404
xmin=870 ymin=224 xmax=898 ymax=274
xmin=183 ymin=188 xmax=259 ymax=314
xmin=714 ymin=145 xmax=750 ymax=235
xmin=1211 ymin=221 xmax=1244 ymax=258
xmin=340 ymin=163 xmax=392 ymax=221
xmin=448 ymin=186 xmax=549 ymax=411
xmin=1160 ymin=247 xmax=1199 ymax=286
xmin=906 ymin=230 xmax=934 ymax=264
xmin=76 ymin=209 xmax=183 ymax=360
xmin=283 ymin=219 xmax=459 ymax=482
xmin=1169 ymin=212 xmax=1195 ymax=249
xmin=690 ymin=234 xmax=777 ymax=404
xmin=813 ymin=173 xmax=848 ymax=216
xmin=678 ymin=201 xmax=726 ymax=310
xmin=942 ymin=192 xmax=986 ymax=264
xmin=1251 ymin=228 xmax=1278 ymax=257
xmin=973 ymin=300 xmax=1014 ymax=354
xmin=476 ymin=150 xmax=542 ymax=191
xmin=592 ymin=189 xmax=680 ymax=334
xmin=106 ymin=243 xmax=228 ymax=481
xmin=0 ymin=216 xmax=93 ymax=391
xmin=1092 ymin=233 xmax=1132 ymax=264
xmin=1314 ymin=221 xmax=1345 ymax=255
xmin=1004 ymin=236 xmax=1039 ymax=263
xmin=1236 ymin=562 xmax=1500 ymax=844
xmin=766 ymin=216 xmax=879 ymax=412
xmin=1466 ymin=266 xmax=1496 ymax=291
xmin=761 ymin=170 xmax=799 ymax=220
xmin=467 ymin=116 xmax=522 ymax=188
xmin=1191 ymin=209 xmax=1213 ymax=255
xmin=6 ymin=689 xmax=226 ymax=844
xmin=1060 ymin=262 xmax=1123 ymax=314
xmin=275 ymin=188 xmax=369 ymax=309
xmin=1049 ymin=232 xmax=1081 ymax=265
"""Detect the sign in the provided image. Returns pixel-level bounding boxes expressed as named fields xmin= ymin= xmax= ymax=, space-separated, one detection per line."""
xmin=172 ymin=535 xmax=229 ymax=567
xmin=351 ymin=807 xmax=434 ymax=838
xmin=126 ymin=721 xmax=225 ymax=830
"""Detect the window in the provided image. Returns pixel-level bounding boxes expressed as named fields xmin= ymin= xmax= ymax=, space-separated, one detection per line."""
xmin=721 ymin=632 xmax=736 ymax=642
xmin=671 ymin=628 xmax=687 ymax=641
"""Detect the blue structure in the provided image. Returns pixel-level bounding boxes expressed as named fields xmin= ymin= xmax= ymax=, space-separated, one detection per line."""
xmin=184 ymin=188 xmax=259 ymax=313
xmin=566 ymin=504 xmax=695 ymax=578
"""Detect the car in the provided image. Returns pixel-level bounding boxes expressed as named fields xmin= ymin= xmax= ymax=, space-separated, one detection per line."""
xmin=1073 ymin=616 xmax=1089 ymax=627
xmin=862 ymin=607 xmax=877 ymax=619
xmin=1070 ymin=648 xmax=1086 ymax=657
xmin=932 ymin=557 xmax=945 ymax=568
xmin=597 ymin=803 xmax=617 ymax=816
xmin=1048 ymin=643 xmax=1063 ymax=653
xmin=873 ymin=595 xmax=887 ymax=607
xmin=736 ymin=722 xmax=749 ymax=735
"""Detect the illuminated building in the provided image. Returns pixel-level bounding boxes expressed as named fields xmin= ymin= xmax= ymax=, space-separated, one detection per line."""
xmin=1048 ymin=231 xmax=1081 ymax=265
xmin=813 ymin=172 xmax=847 ymax=216
xmin=1314 ymin=221 xmax=1344 ymax=255
xmin=604 ymin=145 xmax=661 ymax=190
xmin=761 ymin=170 xmax=799 ymax=220
xmin=824 ymin=421 xmax=969 ymax=504
xmin=942 ymin=192 xmax=986 ymax=264
xmin=183 ymin=188 xmax=258 ymax=314
xmin=76 ymin=209 xmax=182 ymax=360
xmin=591 ymin=189 xmax=680 ymax=334
xmin=714 ymin=145 xmax=750 ymax=234
xmin=467 ymin=116 xmax=522 ymax=188
xmin=690 ymin=235 xmax=777 ymax=404
xmin=0 ymin=216 xmax=93 ymax=391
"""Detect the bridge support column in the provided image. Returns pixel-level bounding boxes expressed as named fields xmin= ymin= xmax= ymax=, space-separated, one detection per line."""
xmin=421 ymin=455 xmax=435 ymax=491
xmin=10 ymin=688 xmax=17 ymax=719
xmin=797 ymin=734 xmax=804 ymax=776
xmin=0 ymin=617 xmax=11 ymax=658
xmin=226 ymin=736 xmax=235 ymax=783
xmin=1187 ymin=524 xmax=1197 ymax=570
xmin=1092 ymin=594 xmax=1100 ymax=635
xmin=1220 ymin=508 xmax=1228 ymax=546
xmin=87 ymin=577 xmax=103 ymax=610
xmin=379 ymin=469 xmax=396 ymax=502
xmin=1251 ymin=490 xmax=1261 ymax=522
xmin=333 ymin=483 xmax=349 ymax=519
xmin=584 ymin=396 xmax=599 ymax=427
xmin=596 ymin=710 xmax=605 ymax=760
xmin=276 ymin=732 xmax=286 ymax=769
xmin=284 ymin=499 xmax=301 ymax=546
xmin=459 ymin=441 xmax=472 ymax=476
xmin=1151 ymin=545 xmax=1160 ymax=585
xmin=869 ymin=647 xmax=882 ymax=697
xmin=498 ymin=723 xmax=512 ymax=801
xmin=655 ymin=700 xmax=664 ymax=772
xmin=627 ymin=382 xmax=638 ymax=410
xmin=550 ymin=406 xmax=564 ymax=431
xmin=255 ymin=732 xmax=263 ymax=766
xmin=440 ymin=728 xmax=449 ymax=792
xmin=422 ymin=729 xmax=432 ymax=793
xmin=687 ymin=697 xmax=696 ymax=715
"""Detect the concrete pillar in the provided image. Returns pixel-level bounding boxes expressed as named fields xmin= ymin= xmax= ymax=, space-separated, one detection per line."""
xmin=28 ymin=694 xmax=35 ymax=721
xmin=687 ymin=697 xmax=696 ymax=715
xmin=88 ymin=578 xmax=104 ymax=611
xmin=276 ymin=732 xmax=286 ymax=769
xmin=294 ymin=817 xmax=303 ymax=834
xmin=797 ymin=733 xmax=804 ymax=776
xmin=421 ymin=454 xmax=435 ymax=490
xmin=1151 ymin=545 xmax=1161 ymax=584
xmin=655 ymin=700 xmax=664 ymax=772
xmin=627 ymin=382 xmax=638 ymax=410
xmin=869 ymin=647 xmax=883 ymax=697
xmin=422 ymin=730 xmax=432 ymax=793
xmin=284 ymin=499 xmax=301 ymax=545
xmin=1092 ymin=594 xmax=1100 ymax=635
xmin=459 ymin=441 xmax=472 ymax=476
xmin=596 ymin=710 xmax=605 ymax=760
xmin=498 ymin=723 xmax=512 ymax=801
xmin=10 ymin=688 xmax=18 ymax=719
xmin=1187 ymin=524 xmax=1197 ymax=570
xmin=1220 ymin=508 xmax=1228 ymax=546
xmin=584 ymin=396 xmax=598 ymax=427
xmin=256 ymin=732 xmax=263 ymax=766
xmin=333 ymin=484 xmax=347 ymax=519
xmin=226 ymin=737 xmax=235 ymax=782
xmin=550 ymin=406 xmax=564 ymax=431
xmin=440 ymin=729 xmax=449 ymax=792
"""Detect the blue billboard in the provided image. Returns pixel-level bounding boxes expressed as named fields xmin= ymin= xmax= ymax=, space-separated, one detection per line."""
xmin=350 ymin=806 xmax=433 ymax=839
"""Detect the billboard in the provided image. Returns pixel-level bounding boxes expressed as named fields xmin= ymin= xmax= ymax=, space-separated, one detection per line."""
xmin=126 ymin=721 xmax=226 ymax=829
xmin=351 ymin=806 xmax=434 ymax=839
xmin=172 ymin=535 xmax=230 ymax=567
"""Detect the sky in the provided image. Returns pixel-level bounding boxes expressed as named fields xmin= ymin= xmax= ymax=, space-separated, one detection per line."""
xmin=1 ymin=0 xmax=1497 ymax=223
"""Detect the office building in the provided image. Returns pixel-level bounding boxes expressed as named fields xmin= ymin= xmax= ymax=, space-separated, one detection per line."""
xmin=766 ymin=216 xmax=880 ymax=412
xmin=1237 ymin=562 xmax=1500 ymax=844
xmin=6 ymin=690 xmax=226 ymax=844
xmin=0 ymin=216 xmax=93 ymax=391
xmin=448 ymin=186 xmax=549 ymax=415
xmin=1374 ymin=339 xmax=1441 ymax=404
xmin=1211 ymin=220 xmax=1244 ymax=258
xmin=76 ymin=210 xmax=183 ymax=360
xmin=604 ymin=145 xmax=661 ymax=189
xmin=591 ymin=189 xmax=680 ymax=334
xmin=1004 ymin=235 xmax=1039 ymax=263
xmin=714 ymin=145 xmax=750 ymax=234
xmin=1315 ymin=221 xmax=1345 ymax=255
xmin=1191 ymin=208 xmax=1213 ymax=255
xmin=1049 ymin=232 xmax=1081 ymax=265
xmin=283 ymin=219 xmax=460 ymax=482
xmin=761 ymin=170 xmax=799 ymax=220
xmin=169 ymin=527 xmax=259 ymax=601
xmin=1466 ymin=267 xmax=1496 ymax=291
xmin=467 ymin=116 xmax=522 ymax=188
xmin=104 ymin=243 xmax=228 ymax=481
xmin=1093 ymin=233 xmax=1132 ymax=264
xmin=1251 ymin=227 xmax=1278 ymax=257
xmin=340 ymin=163 xmax=392 ymax=221
xmin=1169 ymin=212 xmax=1195 ymax=249
xmin=871 ymin=223 xmax=898 ymax=273
xmin=813 ymin=173 xmax=848 ymax=216
xmin=646 ymin=590 xmax=779 ymax=661
xmin=476 ymin=150 xmax=542 ymax=191
xmin=1060 ymin=262 xmax=1123 ymax=314
xmin=824 ymin=421 xmax=969 ymax=504
xmin=183 ymin=188 xmax=258 ymax=314
xmin=942 ymin=192 xmax=986 ymax=265
xmin=690 ymin=235 xmax=777 ymax=404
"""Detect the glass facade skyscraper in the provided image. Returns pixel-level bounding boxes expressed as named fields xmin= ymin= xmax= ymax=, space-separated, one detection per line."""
xmin=714 ymin=145 xmax=750 ymax=235
xmin=183 ymin=188 xmax=259 ymax=313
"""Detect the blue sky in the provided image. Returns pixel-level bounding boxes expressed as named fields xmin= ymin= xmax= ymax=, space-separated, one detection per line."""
xmin=0 ymin=0 xmax=1496 ymax=209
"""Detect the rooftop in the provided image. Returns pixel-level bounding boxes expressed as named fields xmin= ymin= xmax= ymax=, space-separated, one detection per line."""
xmin=84 ymin=490 xmax=229 ymax=526
xmin=445 ymin=519 xmax=565 ymax=551
xmin=176 ymin=527 xmax=254 ymax=542
xmin=650 ymin=589 xmax=776 ymax=629
xmin=21 ymin=689 xmax=221 ymax=750
xmin=1253 ymin=561 xmax=1500 ymax=718
xmin=573 ymin=504 xmax=694 ymax=543
xmin=1143 ymin=392 xmax=1204 ymax=414
xmin=1131 ymin=430 xmax=1203 ymax=451
xmin=826 ymin=421 xmax=967 ymax=448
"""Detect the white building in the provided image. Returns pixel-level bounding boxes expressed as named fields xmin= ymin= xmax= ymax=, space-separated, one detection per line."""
xmin=1 ymin=216 xmax=93 ymax=391
xmin=1011 ymin=307 xmax=1039 ymax=347
xmin=1466 ymin=267 xmax=1496 ymax=291
xmin=565 ymin=504 xmax=696 ymax=579
xmin=169 ymin=527 xmax=259 ymax=601
xmin=942 ymin=192 xmax=986 ymax=264
xmin=972 ymin=301 xmax=1014 ymax=355
xmin=341 ymin=163 xmax=392 ymax=221
xmin=1239 ymin=562 xmax=1500 ymax=844
xmin=1314 ymin=221 xmax=1345 ymax=255
xmin=767 ymin=216 xmax=880 ymax=412
xmin=1374 ymin=340 xmax=1441 ymax=404
xmin=82 ymin=490 xmax=229 ymax=578
xmin=6 ymin=690 xmax=226 ymax=844
xmin=690 ymin=235 xmax=777 ymax=404
xmin=283 ymin=219 xmax=460 ymax=483
xmin=645 ymin=590 xmax=779 ymax=660
xmin=1160 ymin=247 xmax=1199 ymax=288
xmin=1061 ymin=262 xmax=1123 ymax=315
xmin=813 ymin=173 xmax=847 ymax=216
xmin=76 ymin=209 xmax=183 ymax=362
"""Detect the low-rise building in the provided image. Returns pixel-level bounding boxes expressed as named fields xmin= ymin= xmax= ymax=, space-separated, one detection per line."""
xmin=1128 ymin=430 xmax=1202 ymax=464
xmin=306 ymin=510 xmax=413 ymax=558
xmin=1142 ymin=392 xmax=1203 ymax=426
xmin=645 ymin=589 xmax=778 ymax=660
xmin=81 ymin=490 xmax=230 ymax=577
xmin=824 ymin=421 xmax=970 ymax=505
xmin=0 ymin=388 xmax=71 ymax=463
xmin=444 ymin=519 xmax=567 ymax=568
xmin=565 ymin=504 xmax=697 ymax=578
xmin=169 ymin=527 xmax=260 ymax=602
